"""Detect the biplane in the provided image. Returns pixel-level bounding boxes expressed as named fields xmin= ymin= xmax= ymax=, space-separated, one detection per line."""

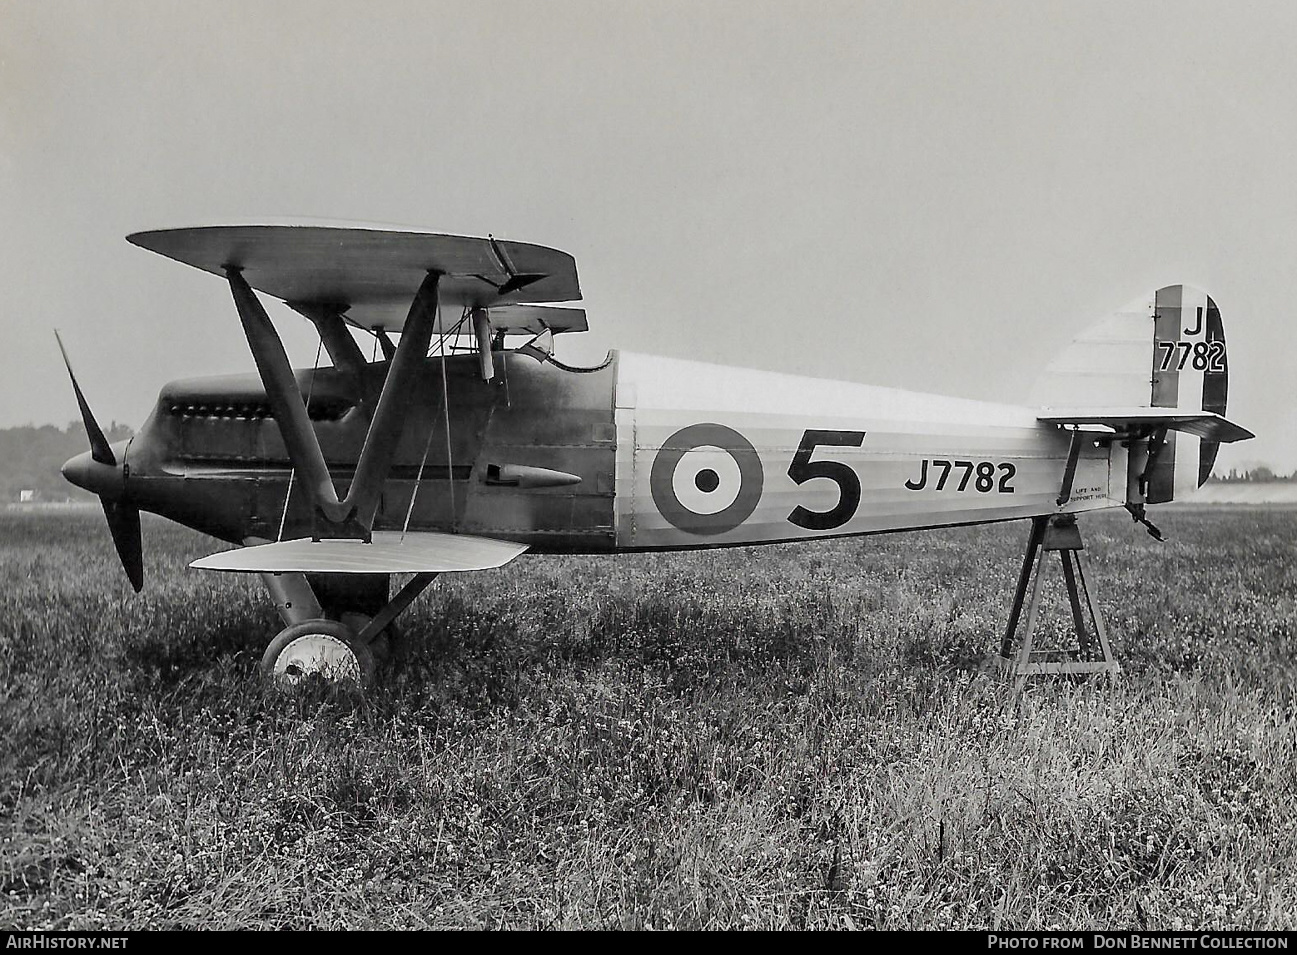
xmin=59 ymin=224 xmax=1253 ymax=688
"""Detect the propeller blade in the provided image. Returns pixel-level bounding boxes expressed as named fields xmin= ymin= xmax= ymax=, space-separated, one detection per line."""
xmin=56 ymin=332 xmax=142 ymax=591
xmin=102 ymin=498 xmax=144 ymax=592
xmin=55 ymin=331 xmax=115 ymax=466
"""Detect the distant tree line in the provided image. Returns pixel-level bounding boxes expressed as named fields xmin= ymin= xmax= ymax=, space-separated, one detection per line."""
xmin=1211 ymin=466 xmax=1295 ymax=484
xmin=0 ymin=422 xmax=134 ymax=502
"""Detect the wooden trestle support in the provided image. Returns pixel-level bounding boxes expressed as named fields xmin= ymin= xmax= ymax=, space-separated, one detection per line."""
xmin=997 ymin=513 xmax=1120 ymax=690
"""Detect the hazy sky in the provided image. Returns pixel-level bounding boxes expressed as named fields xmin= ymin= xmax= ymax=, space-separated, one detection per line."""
xmin=3 ymin=0 xmax=1294 ymax=471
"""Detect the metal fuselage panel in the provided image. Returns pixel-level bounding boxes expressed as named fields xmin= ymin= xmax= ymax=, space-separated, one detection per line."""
xmin=122 ymin=349 xmax=1125 ymax=555
xmin=124 ymin=352 xmax=619 ymax=550
xmin=612 ymin=352 xmax=1123 ymax=550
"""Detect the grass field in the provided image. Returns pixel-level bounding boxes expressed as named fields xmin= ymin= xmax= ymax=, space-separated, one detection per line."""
xmin=2 ymin=507 xmax=1295 ymax=930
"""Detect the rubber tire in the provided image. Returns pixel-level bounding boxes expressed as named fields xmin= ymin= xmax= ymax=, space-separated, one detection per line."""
xmin=260 ymin=619 xmax=376 ymax=691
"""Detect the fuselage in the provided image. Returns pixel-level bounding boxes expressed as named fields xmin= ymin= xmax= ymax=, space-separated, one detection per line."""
xmin=93 ymin=349 xmax=1127 ymax=552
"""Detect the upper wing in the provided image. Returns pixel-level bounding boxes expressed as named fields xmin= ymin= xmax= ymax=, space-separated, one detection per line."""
xmin=1038 ymin=407 xmax=1254 ymax=443
xmin=127 ymin=223 xmax=581 ymax=332
xmin=190 ymin=531 xmax=528 ymax=574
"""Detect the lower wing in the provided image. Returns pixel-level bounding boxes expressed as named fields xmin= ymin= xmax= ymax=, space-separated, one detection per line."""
xmin=191 ymin=531 xmax=528 ymax=574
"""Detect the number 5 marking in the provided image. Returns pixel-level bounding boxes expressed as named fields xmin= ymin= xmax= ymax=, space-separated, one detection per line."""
xmin=787 ymin=429 xmax=866 ymax=531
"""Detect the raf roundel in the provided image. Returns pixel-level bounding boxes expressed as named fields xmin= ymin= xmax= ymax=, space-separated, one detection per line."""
xmin=649 ymin=423 xmax=764 ymax=536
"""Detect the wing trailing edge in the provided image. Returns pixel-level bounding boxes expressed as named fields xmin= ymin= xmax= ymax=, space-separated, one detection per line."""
xmin=191 ymin=531 xmax=528 ymax=574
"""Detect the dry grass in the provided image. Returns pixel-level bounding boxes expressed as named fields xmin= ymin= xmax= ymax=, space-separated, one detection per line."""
xmin=1 ymin=507 xmax=1295 ymax=929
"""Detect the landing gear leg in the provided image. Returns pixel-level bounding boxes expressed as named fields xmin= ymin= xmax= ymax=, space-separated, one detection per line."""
xmin=257 ymin=571 xmax=437 ymax=690
xmin=261 ymin=571 xmax=323 ymax=626
xmin=308 ymin=572 xmax=402 ymax=661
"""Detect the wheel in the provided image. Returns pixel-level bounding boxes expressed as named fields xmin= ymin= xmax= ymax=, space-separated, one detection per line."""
xmin=260 ymin=619 xmax=376 ymax=691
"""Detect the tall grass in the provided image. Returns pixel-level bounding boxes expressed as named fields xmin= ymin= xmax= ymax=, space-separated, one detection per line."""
xmin=1 ymin=507 xmax=1294 ymax=928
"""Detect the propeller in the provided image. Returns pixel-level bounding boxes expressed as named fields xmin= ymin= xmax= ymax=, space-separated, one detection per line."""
xmin=55 ymin=331 xmax=144 ymax=592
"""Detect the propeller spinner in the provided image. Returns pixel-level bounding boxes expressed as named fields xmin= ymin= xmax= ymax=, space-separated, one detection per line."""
xmin=55 ymin=332 xmax=144 ymax=592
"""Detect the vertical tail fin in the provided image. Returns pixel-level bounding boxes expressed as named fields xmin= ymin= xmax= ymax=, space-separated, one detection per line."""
xmin=1031 ymin=284 xmax=1233 ymax=503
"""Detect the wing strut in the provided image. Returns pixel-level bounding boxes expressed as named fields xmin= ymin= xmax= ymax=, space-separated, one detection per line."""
xmin=290 ymin=302 xmax=374 ymax=418
xmin=226 ymin=267 xmax=441 ymax=539
xmin=471 ymin=306 xmax=494 ymax=381
xmin=290 ymin=303 xmax=368 ymax=377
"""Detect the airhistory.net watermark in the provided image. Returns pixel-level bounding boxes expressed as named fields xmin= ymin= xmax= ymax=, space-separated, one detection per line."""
xmin=4 ymin=938 xmax=128 ymax=949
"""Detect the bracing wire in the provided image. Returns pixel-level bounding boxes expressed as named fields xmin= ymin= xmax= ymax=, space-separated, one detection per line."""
xmin=438 ymin=307 xmax=459 ymax=533
xmin=402 ymin=407 xmax=440 ymax=541
xmin=402 ymin=303 xmax=471 ymax=538
xmin=401 ymin=303 xmax=442 ymax=540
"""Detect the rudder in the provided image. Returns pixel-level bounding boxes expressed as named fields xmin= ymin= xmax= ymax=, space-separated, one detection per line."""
xmin=1146 ymin=285 xmax=1229 ymax=501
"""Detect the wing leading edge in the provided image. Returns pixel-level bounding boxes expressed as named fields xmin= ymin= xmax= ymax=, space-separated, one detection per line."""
xmin=191 ymin=531 xmax=529 ymax=575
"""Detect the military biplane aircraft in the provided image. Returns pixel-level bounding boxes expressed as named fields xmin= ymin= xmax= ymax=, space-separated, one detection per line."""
xmin=58 ymin=224 xmax=1253 ymax=688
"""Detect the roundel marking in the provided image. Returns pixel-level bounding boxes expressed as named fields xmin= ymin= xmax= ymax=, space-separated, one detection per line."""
xmin=650 ymin=423 xmax=763 ymax=536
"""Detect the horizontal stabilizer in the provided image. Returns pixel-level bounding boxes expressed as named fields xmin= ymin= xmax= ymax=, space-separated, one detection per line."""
xmin=191 ymin=531 xmax=528 ymax=574
xmin=1038 ymin=408 xmax=1254 ymax=443
xmin=128 ymin=223 xmax=581 ymax=330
